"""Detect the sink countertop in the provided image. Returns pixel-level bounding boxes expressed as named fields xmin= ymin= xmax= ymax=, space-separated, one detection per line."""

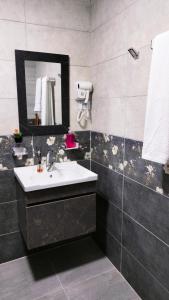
xmin=14 ymin=161 xmax=98 ymax=192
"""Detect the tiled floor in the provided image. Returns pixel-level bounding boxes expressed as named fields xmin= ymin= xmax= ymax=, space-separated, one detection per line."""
xmin=0 ymin=237 xmax=140 ymax=300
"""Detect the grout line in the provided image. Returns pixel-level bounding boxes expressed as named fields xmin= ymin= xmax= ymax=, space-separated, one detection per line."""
xmin=23 ymin=0 xmax=28 ymax=50
xmin=90 ymin=130 xmax=91 ymax=170
xmin=91 ymin=94 xmax=147 ymax=100
xmin=122 ymin=245 xmax=169 ymax=295
xmin=26 ymin=21 xmax=90 ymax=33
xmin=101 ymin=220 xmax=122 ymax=247
xmin=91 ymin=158 xmax=123 ymax=176
xmin=0 ymin=18 xmax=25 ymax=24
xmin=120 ymin=136 xmax=125 ymax=272
xmin=0 ymin=230 xmax=19 ymax=238
xmin=123 ymin=174 xmax=169 ymax=200
xmin=90 ymin=42 xmax=150 ymax=68
xmin=123 ymin=212 xmax=169 ymax=249
xmin=57 ymin=276 xmax=70 ymax=300
xmin=0 ymin=199 xmax=17 ymax=206
xmin=0 ymin=17 xmax=90 ymax=34
xmin=62 ymin=269 xmax=115 ymax=292
xmin=0 ymin=98 xmax=16 ymax=100
xmin=0 ymin=57 xmax=89 ymax=68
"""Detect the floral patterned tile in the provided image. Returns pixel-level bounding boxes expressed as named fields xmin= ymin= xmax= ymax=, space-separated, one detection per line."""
xmin=33 ymin=131 xmax=90 ymax=164
xmin=124 ymin=138 xmax=169 ymax=196
xmin=91 ymin=131 xmax=124 ymax=174
xmin=0 ymin=136 xmax=14 ymax=156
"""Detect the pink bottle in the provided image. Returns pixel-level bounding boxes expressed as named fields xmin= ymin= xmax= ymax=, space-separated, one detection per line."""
xmin=65 ymin=129 xmax=76 ymax=148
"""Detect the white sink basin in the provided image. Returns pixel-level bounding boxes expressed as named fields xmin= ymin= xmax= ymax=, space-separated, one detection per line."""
xmin=14 ymin=161 xmax=98 ymax=192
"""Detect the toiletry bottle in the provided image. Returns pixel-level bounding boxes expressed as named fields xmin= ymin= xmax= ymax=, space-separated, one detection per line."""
xmin=65 ymin=128 xmax=76 ymax=148
xmin=37 ymin=150 xmax=43 ymax=172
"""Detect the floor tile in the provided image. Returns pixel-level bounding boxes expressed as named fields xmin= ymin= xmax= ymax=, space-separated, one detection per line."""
xmin=51 ymin=237 xmax=114 ymax=288
xmin=35 ymin=289 xmax=67 ymax=300
xmin=0 ymin=251 xmax=61 ymax=300
xmin=66 ymin=270 xmax=140 ymax=300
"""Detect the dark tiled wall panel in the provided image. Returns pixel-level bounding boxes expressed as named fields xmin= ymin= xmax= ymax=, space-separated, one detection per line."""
xmin=96 ymin=195 xmax=122 ymax=242
xmin=122 ymin=248 xmax=169 ymax=300
xmin=0 ymin=131 xmax=90 ymax=264
xmin=0 ymin=232 xmax=26 ymax=264
xmin=91 ymin=160 xmax=123 ymax=209
xmin=123 ymin=177 xmax=169 ymax=245
xmin=0 ymin=200 xmax=18 ymax=235
xmin=0 ymin=171 xmax=16 ymax=203
xmin=94 ymin=221 xmax=121 ymax=271
xmin=91 ymin=131 xmax=169 ymax=299
xmin=1 ymin=129 xmax=169 ymax=300
xmin=122 ymin=214 xmax=169 ymax=292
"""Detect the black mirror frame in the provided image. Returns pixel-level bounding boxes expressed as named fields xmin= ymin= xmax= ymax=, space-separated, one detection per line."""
xmin=15 ymin=50 xmax=70 ymax=136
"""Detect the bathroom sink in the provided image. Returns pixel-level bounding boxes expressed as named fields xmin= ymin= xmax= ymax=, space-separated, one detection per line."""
xmin=14 ymin=161 xmax=98 ymax=192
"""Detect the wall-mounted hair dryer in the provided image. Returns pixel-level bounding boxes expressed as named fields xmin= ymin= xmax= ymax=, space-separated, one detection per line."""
xmin=75 ymin=81 xmax=93 ymax=126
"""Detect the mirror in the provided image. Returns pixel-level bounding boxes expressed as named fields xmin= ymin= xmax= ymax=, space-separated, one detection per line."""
xmin=25 ymin=61 xmax=62 ymax=126
xmin=15 ymin=50 xmax=69 ymax=136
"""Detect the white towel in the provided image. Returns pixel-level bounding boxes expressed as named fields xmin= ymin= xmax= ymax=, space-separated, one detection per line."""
xmin=41 ymin=76 xmax=48 ymax=126
xmin=142 ymin=31 xmax=169 ymax=164
xmin=34 ymin=78 xmax=42 ymax=112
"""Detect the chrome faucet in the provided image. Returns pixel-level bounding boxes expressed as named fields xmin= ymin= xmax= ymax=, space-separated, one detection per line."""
xmin=46 ymin=150 xmax=55 ymax=172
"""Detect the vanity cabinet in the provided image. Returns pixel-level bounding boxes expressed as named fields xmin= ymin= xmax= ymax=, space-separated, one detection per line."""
xmin=16 ymin=181 xmax=96 ymax=249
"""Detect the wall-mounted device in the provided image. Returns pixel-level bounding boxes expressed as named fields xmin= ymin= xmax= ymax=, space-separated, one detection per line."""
xmin=75 ymin=81 xmax=93 ymax=127
xmin=128 ymin=48 xmax=139 ymax=60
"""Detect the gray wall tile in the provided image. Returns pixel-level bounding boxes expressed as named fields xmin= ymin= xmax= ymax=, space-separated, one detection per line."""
xmin=124 ymin=177 xmax=169 ymax=246
xmin=91 ymin=160 xmax=123 ymax=209
xmin=0 ymin=170 xmax=16 ymax=203
xmin=122 ymin=248 xmax=169 ymax=300
xmin=0 ymin=231 xmax=26 ymax=264
xmin=122 ymin=214 xmax=169 ymax=291
xmin=94 ymin=221 xmax=121 ymax=271
xmin=97 ymin=196 xmax=122 ymax=242
xmin=0 ymin=200 xmax=18 ymax=235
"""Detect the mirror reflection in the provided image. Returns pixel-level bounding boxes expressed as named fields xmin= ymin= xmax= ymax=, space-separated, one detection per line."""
xmin=25 ymin=61 xmax=62 ymax=126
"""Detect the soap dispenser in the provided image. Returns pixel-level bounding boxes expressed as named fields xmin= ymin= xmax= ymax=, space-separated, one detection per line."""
xmin=65 ymin=128 xmax=76 ymax=149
